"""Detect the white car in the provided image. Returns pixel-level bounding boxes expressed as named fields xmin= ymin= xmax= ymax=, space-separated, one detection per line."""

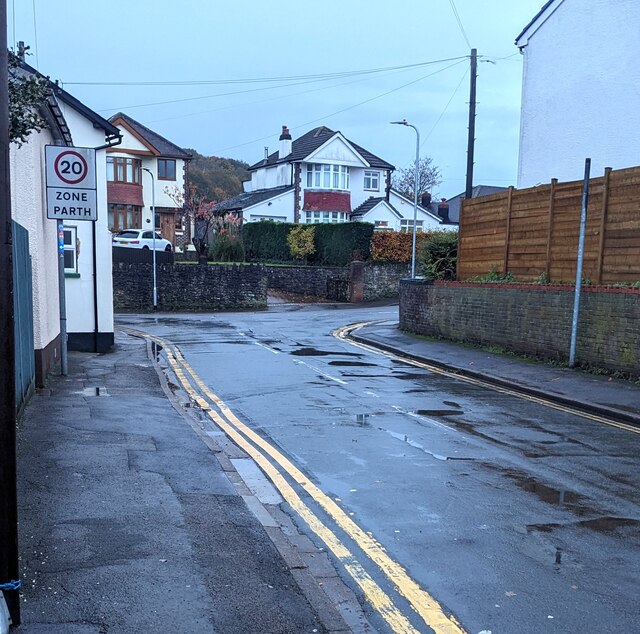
xmin=112 ymin=229 xmax=172 ymax=252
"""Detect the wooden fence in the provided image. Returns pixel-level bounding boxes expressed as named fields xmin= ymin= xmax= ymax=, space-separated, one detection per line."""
xmin=457 ymin=165 xmax=640 ymax=283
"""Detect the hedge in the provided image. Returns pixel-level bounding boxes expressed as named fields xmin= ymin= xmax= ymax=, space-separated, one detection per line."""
xmin=243 ymin=221 xmax=374 ymax=266
xmin=371 ymin=231 xmax=432 ymax=262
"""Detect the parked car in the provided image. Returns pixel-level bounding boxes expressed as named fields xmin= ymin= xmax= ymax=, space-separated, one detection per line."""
xmin=112 ymin=229 xmax=172 ymax=252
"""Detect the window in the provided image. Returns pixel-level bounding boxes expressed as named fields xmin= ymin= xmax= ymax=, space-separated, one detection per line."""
xmin=108 ymin=204 xmax=142 ymax=232
xmin=107 ymin=157 xmax=141 ymax=184
xmin=305 ymin=164 xmax=349 ymax=190
xmin=374 ymin=220 xmax=392 ymax=231
xmin=158 ymin=159 xmax=176 ymax=180
xmin=63 ymin=226 xmax=78 ymax=274
xmin=400 ymin=219 xmax=424 ymax=233
xmin=304 ymin=211 xmax=348 ymax=224
xmin=364 ymin=171 xmax=380 ymax=191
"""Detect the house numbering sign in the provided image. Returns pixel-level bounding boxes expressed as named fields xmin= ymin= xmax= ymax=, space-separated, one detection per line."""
xmin=45 ymin=145 xmax=98 ymax=221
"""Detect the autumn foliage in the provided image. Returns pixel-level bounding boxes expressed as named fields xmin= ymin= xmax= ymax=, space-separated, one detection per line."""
xmin=370 ymin=231 xmax=432 ymax=262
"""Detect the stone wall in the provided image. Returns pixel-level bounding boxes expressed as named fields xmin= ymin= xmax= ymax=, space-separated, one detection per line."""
xmin=364 ymin=263 xmax=410 ymax=301
xmin=265 ymin=265 xmax=349 ymax=301
xmin=114 ymin=263 xmax=267 ymax=311
xmin=400 ymin=280 xmax=640 ymax=374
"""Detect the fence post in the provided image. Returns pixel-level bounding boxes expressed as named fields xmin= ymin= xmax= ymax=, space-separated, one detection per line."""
xmin=545 ymin=178 xmax=557 ymax=280
xmin=503 ymin=186 xmax=514 ymax=275
xmin=596 ymin=167 xmax=612 ymax=285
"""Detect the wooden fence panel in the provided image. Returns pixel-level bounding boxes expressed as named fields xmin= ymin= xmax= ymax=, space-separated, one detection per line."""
xmin=458 ymin=165 xmax=640 ymax=283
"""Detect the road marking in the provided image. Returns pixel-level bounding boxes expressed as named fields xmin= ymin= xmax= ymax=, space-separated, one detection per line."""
xmin=121 ymin=326 xmax=467 ymax=634
xmin=335 ymin=323 xmax=640 ymax=435
xmin=294 ymin=359 xmax=349 ymax=385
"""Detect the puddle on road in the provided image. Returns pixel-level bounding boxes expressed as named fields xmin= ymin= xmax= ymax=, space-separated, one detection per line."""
xmin=81 ymin=386 xmax=109 ymax=397
xmin=151 ymin=341 xmax=163 ymax=360
xmin=328 ymin=361 xmax=377 ymax=367
xmin=383 ymin=429 xmax=449 ymax=461
xmin=291 ymin=347 xmax=362 ymax=357
xmin=413 ymin=408 xmax=464 ymax=417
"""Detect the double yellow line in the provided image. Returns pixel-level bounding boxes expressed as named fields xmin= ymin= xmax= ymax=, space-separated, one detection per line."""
xmin=335 ymin=322 xmax=640 ymax=435
xmin=122 ymin=327 xmax=467 ymax=634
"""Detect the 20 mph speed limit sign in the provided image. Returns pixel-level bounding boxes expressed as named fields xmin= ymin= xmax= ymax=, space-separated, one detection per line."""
xmin=45 ymin=145 xmax=98 ymax=221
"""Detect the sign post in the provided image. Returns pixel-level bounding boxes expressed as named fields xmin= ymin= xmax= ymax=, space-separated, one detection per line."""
xmin=45 ymin=146 xmax=98 ymax=371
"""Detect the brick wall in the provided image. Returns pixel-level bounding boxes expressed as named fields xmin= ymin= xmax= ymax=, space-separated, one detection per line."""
xmin=113 ymin=263 xmax=267 ymax=311
xmin=400 ymin=280 xmax=640 ymax=374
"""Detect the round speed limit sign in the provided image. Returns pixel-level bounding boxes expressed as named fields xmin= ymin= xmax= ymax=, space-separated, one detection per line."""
xmin=53 ymin=150 xmax=89 ymax=185
xmin=45 ymin=145 xmax=96 ymax=190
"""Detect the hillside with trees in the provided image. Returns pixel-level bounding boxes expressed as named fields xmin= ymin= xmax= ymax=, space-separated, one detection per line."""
xmin=184 ymin=149 xmax=250 ymax=202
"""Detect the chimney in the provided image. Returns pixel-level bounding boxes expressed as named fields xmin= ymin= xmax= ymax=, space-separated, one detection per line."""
xmin=437 ymin=198 xmax=450 ymax=223
xmin=279 ymin=125 xmax=292 ymax=158
xmin=264 ymin=146 xmax=269 ymax=160
xmin=421 ymin=192 xmax=432 ymax=208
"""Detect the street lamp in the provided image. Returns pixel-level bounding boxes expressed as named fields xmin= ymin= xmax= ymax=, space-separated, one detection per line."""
xmin=142 ymin=167 xmax=158 ymax=310
xmin=390 ymin=119 xmax=420 ymax=279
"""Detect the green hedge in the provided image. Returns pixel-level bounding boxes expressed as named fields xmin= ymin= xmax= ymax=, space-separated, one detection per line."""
xmin=242 ymin=221 xmax=292 ymax=262
xmin=310 ymin=223 xmax=373 ymax=266
xmin=242 ymin=221 xmax=374 ymax=266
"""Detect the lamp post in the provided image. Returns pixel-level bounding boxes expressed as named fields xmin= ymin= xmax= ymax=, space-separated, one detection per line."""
xmin=142 ymin=167 xmax=158 ymax=310
xmin=390 ymin=119 xmax=420 ymax=278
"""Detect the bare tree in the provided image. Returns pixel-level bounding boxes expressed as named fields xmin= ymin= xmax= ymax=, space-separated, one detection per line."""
xmin=392 ymin=157 xmax=441 ymax=200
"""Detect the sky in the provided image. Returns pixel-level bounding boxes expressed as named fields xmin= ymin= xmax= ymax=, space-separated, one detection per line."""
xmin=8 ymin=0 xmax=543 ymax=199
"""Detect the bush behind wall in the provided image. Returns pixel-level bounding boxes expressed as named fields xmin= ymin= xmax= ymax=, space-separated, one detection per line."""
xmin=242 ymin=221 xmax=374 ymax=266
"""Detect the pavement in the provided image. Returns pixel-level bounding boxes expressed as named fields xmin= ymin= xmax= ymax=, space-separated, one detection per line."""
xmin=11 ymin=313 xmax=640 ymax=633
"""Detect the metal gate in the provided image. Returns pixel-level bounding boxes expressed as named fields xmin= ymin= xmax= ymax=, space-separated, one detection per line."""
xmin=12 ymin=221 xmax=35 ymax=414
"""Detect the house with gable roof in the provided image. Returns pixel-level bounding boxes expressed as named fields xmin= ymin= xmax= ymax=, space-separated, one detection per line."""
xmin=107 ymin=113 xmax=191 ymax=247
xmin=11 ymin=56 xmax=122 ymax=388
xmin=214 ymin=125 xmax=445 ymax=232
xmin=516 ymin=0 xmax=640 ymax=187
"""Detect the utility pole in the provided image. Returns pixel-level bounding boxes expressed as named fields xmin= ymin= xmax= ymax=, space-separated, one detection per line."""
xmin=0 ymin=0 xmax=21 ymax=625
xmin=465 ymin=48 xmax=477 ymax=199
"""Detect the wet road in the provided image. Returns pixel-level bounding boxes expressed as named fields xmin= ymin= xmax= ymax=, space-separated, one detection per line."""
xmin=119 ymin=304 xmax=640 ymax=634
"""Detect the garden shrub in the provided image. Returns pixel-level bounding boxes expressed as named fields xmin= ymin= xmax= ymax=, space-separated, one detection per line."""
xmin=419 ymin=230 xmax=458 ymax=280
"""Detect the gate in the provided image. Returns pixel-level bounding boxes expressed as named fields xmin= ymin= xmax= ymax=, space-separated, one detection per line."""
xmin=12 ymin=221 xmax=35 ymax=415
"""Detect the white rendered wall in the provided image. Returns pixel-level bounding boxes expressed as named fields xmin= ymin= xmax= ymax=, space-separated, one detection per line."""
xmin=10 ymin=128 xmax=60 ymax=352
xmin=58 ymin=105 xmax=114 ymax=336
xmin=388 ymin=190 xmax=442 ymax=231
xmin=517 ymin=0 xmax=640 ymax=187
xmin=244 ymin=190 xmax=294 ymax=222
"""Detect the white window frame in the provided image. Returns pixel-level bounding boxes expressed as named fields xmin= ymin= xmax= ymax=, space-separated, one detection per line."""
xmin=305 ymin=164 xmax=350 ymax=190
xmin=63 ymin=226 xmax=78 ymax=274
xmin=400 ymin=219 xmax=424 ymax=233
xmin=304 ymin=211 xmax=348 ymax=224
xmin=364 ymin=170 xmax=380 ymax=191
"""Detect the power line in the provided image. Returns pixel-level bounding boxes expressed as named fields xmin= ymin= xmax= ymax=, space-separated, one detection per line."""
xmin=212 ymin=59 xmax=467 ymax=154
xmin=448 ymin=0 xmax=472 ymax=49
xmin=144 ymin=63 xmax=427 ymax=125
xmin=422 ymin=66 xmax=469 ymax=147
xmin=65 ymin=56 xmax=468 ymax=87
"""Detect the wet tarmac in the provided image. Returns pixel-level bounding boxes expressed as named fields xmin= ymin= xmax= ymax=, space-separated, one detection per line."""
xmin=118 ymin=304 xmax=640 ymax=634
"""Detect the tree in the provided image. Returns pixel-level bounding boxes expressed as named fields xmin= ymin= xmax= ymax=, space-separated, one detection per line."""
xmin=166 ymin=185 xmax=217 ymax=265
xmin=287 ymin=225 xmax=315 ymax=263
xmin=392 ymin=157 xmax=441 ymax=200
xmin=8 ymin=49 xmax=49 ymax=146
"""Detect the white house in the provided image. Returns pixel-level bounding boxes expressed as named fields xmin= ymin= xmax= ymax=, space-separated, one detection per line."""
xmin=11 ymin=61 xmax=122 ymax=383
xmin=107 ymin=113 xmax=191 ymax=248
xmin=215 ymin=125 xmax=445 ymax=232
xmin=516 ymin=0 xmax=640 ymax=187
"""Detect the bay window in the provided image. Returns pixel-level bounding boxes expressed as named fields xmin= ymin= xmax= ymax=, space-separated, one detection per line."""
xmin=107 ymin=157 xmax=141 ymax=184
xmin=306 ymin=164 xmax=350 ymax=190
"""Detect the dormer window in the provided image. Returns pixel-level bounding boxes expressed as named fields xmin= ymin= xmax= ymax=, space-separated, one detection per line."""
xmin=364 ymin=170 xmax=380 ymax=191
xmin=306 ymin=164 xmax=349 ymax=190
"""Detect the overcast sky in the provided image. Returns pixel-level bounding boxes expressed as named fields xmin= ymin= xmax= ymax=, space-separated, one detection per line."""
xmin=9 ymin=0 xmax=542 ymax=198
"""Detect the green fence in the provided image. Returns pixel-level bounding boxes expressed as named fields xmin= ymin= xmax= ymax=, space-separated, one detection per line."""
xmin=13 ymin=221 xmax=35 ymax=414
